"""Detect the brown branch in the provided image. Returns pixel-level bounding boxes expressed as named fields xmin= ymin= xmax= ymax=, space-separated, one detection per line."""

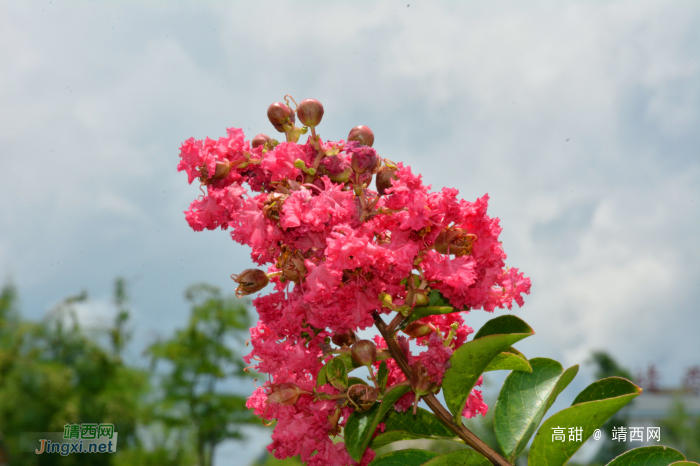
xmin=373 ymin=312 xmax=512 ymax=466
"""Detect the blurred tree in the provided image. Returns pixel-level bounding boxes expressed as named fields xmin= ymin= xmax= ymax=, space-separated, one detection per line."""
xmin=587 ymin=351 xmax=634 ymax=464
xmin=661 ymin=400 xmax=700 ymax=461
xmin=0 ymin=279 xmax=149 ymax=466
xmin=147 ymin=284 xmax=258 ymax=466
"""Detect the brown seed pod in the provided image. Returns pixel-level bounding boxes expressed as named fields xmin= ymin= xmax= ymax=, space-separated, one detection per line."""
xmin=347 ymin=384 xmax=378 ymax=412
xmin=231 ymin=269 xmax=269 ymax=297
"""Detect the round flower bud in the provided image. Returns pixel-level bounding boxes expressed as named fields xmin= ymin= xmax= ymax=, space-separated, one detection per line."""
xmin=296 ymin=99 xmax=324 ymax=127
xmin=231 ymin=269 xmax=269 ymax=297
xmin=252 ymin=133 xmax=270 ymax=149
xmin=347 ymin=125 xmax=374 ymax=147
xmin=331 ymin=331 xmax=356 ymax=348
xmin=347 ymin=384 xmax=378 ymax=412
xmin=403 ymin=322 xmax=434 ymax=338
xmin=212 ymin=161 xmax=232 ymax=179
xmin=413 ymin=292 xmax=429 ymax=307
xmin=375 ymin=165 xmax=398 ymax=195
xmin=351 ymin=340 xmax=377 ymax=367
xmin=266 ymin=383 xmax=304 ymax=406
xmin=267 ymin=102 xmax=296 ymax=133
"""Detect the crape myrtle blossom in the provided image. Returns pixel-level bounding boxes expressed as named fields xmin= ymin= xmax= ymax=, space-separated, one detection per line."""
xmin=178 ymin=98 xmax=530 ymax=465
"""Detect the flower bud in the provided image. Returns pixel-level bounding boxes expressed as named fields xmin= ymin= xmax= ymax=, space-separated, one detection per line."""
xmin=328 ymin=407 xmax=342 ymax=435
xmin=413 ymin=292 xmax=429 ymax=307
xmin=347 ymin=384 xmax=378 ymax=412
xmin=351 ymin=340 xmax=377 ymax=367
xmin=375 ymin=165 xmax=398 ymax=195
xmin=411 ymin=361 xmax=436 ymax=396
xmin=213 ymin=161 xmax=232 ymax=179
xmin=296 ymin=99 xmax=324 ymax=127
xmin=252 ymin=133 xmax=270 ymax=149
xmin=347 ymin=125 xmax=375 ymax=147
xmin=329 ymin=166 xmax=353 ymax=183
xmin=267 ymin=102 xmax=296 ymax=133
xmin=410 ymin=361 xmax=437 ymax=414
xmin=331 ymin=331 xmax=356 ymax=348
xmin=267 ymin=383 xmax=304 ymax=406
xmin=403 ymin=322 xmax=434 ymax=338
xmin=231 ymin=269 xmax=269 ymax=297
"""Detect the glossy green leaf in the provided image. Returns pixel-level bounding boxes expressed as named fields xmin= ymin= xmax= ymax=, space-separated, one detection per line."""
xmin=368 ymin=449 xmax=438 ymax=466
xmin=484 ymin=350 xmax=532 ymax=373
xmin=495 ymin=358 xmax=578 ymax=462
xmin=443 ymin=315 xmax=535 ymax=422
xmin=605 ymin=446 xmax=686 ymax=465
xmin=473 ymin=314 xmax=534 ymax=340
xmin=345 ymin=384 xmax=411 ymax=462
xmin=528 ymin=377 xmax=641 ymax=466
xmin=371 ymin=407 xmax=458 ymax=449
xmin=670 ymin=462 xmax=700 ymax=466
xmin=378 ymin=361 xmax=388 ymax=394
xmin=421 ymin=449 xmax=491 ymax=466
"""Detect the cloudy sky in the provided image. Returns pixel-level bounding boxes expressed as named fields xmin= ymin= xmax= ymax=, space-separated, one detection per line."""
xmin=1 ymin=1 xmax=698 ymax=463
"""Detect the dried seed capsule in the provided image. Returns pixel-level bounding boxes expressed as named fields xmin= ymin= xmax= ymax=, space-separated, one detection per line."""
xmin=351 ymin=340 xmax=377 ymax=367
xmin=296 ymin=99 xmax=324 ymax=127
xmin=231 ymin=269 xmax=269 ymax=297
xmin=434 ymin=228 xmax=477 ymax=257
xmin=347 ymin=125 xmax=374 ymax=147
xmin=266 ymin=383 xmax=304 ymax=405
xmin=347 ymin=384 xmax=378 ymax=412
xmin=267 ymin=102 xmax=296 ymax=132
xmin=252 ymin=133 xmax=271 ymax=149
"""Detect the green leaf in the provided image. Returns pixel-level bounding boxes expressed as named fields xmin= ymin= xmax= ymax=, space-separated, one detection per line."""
xmin=494 ymin=358 xmax=578 ymax=462
xmin=378 ymin=361 xmax=388 ymax=394
xmin=442 ymin=315 xmax=535 ymax=422
xmin=528 ymin=377 xmax=641 ymax=466
xmin=348 ymin=377 xmax=368 ymax=386
xmin=345 ymin=384 xmax=411 ymax=462
xmin=421 ymin=449 xmax=491 ymax=466
xmin=371 ymin=407 xmax=458 ymax=449
xmin=404 ymin=306 xmax=456 ymax=326
xmin=605 ymin=446 xmax=686 ymax=465
xmin=473 ymin=314 xmax=534 ymax=340
xmin=401 ymin=290 xmax=471 ymax=328
xmin=326 ymin=357 xmax=348 ymax=391
xmin=316 ymin=364 xmax=328 ymax=387
xmin=670 ymin=463 xmax=700 ymax=466
xmin=484 ymin=350 xmax=532 ymax=373
xmin=369 ymin=449 xmax=438 ymax=466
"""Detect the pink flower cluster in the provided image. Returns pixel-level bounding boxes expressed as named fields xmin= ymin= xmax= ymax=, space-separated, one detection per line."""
xmin=178 ymin=101 xmax=530 ymax=465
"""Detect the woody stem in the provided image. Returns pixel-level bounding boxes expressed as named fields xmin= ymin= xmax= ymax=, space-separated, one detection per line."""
xmin=372 ymin=312 xmax=512 ymax=466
